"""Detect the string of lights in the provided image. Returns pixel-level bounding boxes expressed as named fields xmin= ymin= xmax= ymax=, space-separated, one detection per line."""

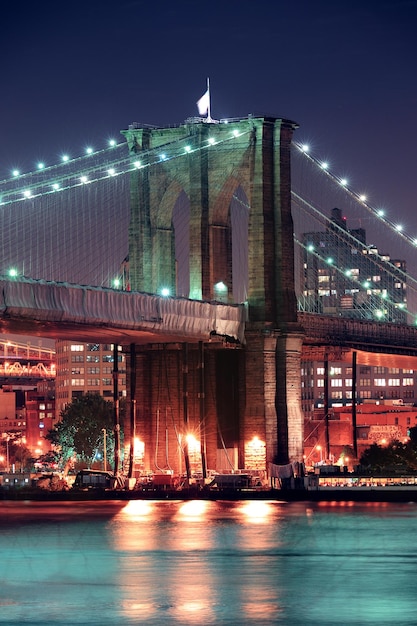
xmin=293 ymin=141 xmax=417 ymax=249
xmin=0 ymin=122 xmax=415 ymax=325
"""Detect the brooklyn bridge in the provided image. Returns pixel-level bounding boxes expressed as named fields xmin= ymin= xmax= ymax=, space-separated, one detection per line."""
xmin=1 ymin=115 xmax=417 ymax=477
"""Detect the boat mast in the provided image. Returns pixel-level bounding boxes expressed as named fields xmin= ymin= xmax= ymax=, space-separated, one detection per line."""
xmin=199 ymin=341 xmax=207 ymax=479
xmin=182 ymin=343 xmax=191 ymax=482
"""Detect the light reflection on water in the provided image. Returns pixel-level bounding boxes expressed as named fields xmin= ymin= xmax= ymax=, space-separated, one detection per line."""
xmin=0 ymin=500 xmax=417 ymax=624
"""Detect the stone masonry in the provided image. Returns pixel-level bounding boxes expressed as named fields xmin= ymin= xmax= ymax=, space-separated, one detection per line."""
xmin=122 ymin=116 xmax=304 ymax=475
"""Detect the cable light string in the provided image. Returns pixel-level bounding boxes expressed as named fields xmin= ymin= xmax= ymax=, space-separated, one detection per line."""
xmin=0 ymin=123 xmax=415 ymax=319
xmin=293 ymin=140 xmax=417 ymax=250
xmin=291 ymin=189 xmax=413 ymax=323
xmin=0 ymin=126 xmax=251 ymax=208
xmin=291 ymin=189 xmax=414 ymax=291
xmin=294 ymin=236 xmax=412 ymax=323
xmin=291 ymin=140 xmax=417 ymax=321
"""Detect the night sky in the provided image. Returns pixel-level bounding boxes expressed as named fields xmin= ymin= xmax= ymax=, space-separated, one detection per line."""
xmin=2 ymin=0 xmax=417 ymax=228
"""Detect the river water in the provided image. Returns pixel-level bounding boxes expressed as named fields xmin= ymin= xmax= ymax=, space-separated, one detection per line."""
xmin=0 ymin=499 xmax=416 ymax=625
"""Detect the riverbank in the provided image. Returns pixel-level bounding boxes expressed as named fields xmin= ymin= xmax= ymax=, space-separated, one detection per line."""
xmin=3 ymin=485 xmax=417 ymax=503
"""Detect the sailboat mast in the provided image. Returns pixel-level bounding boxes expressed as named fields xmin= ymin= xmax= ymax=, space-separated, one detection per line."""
xmin=199 ymin=341 xmax=207 ymax=479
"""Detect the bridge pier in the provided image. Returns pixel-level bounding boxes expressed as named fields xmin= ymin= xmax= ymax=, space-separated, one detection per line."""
xmin=123 ymin=115 xmax=305 ymax=472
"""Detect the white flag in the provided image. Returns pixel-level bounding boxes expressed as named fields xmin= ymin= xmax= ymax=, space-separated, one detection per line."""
xmin=197 ymin=90 xmax=209 ymax=116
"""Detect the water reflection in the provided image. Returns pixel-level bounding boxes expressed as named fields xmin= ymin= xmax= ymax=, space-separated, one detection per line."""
xmin=0 ymin=500 xmax=417 ymax=624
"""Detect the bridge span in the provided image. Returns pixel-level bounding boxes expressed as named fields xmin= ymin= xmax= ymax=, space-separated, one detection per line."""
xmin=0 ymin=277 xmax=246 ymax=345
xmin=299 ymin=312 xmax=417 ymax=368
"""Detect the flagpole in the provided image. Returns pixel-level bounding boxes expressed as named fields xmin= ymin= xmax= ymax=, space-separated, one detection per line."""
xmin=206 ymin=77 xmax=212 ymax=123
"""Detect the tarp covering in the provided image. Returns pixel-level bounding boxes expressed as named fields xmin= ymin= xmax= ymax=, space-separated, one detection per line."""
xmin=0 ymin=278 xmax=246 ymax=343
xmin=269 ymin=462 xmax=302 ymax=479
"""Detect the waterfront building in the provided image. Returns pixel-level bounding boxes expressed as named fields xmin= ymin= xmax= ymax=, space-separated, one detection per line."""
xmin=301 ymin=361 xmax=417 ymax=417
xmin=55 ymin=341 xmax=126 ymax=420
xmin=304 ymin=402 xmax=417 ymax=466
xmin=301 ymin=207 xmax=407 ymax=322
xmin=300 ymin=207 xmax=413 ymax=421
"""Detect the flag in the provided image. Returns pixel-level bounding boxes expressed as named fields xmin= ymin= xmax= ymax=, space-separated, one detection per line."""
xmin=197 ymin=89 xmax=209 ymax=116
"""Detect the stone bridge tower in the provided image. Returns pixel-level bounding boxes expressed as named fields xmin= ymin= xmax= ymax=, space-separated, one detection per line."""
xmin=122 ymin=116 xmax=304 ymax=475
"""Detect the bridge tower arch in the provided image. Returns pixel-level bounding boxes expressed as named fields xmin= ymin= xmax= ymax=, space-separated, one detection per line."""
xmin=122 ymin=116 xmax=304 ymax=469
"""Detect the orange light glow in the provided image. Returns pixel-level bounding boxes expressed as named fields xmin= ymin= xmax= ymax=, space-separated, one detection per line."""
xmin=245 ymin=436 xmax=266 ymax=470
xmin=178 ymin=500 xmax=208 ymax=519
xmin=239 ymin=501 xmax=273 ymax=523
xmin=185 ymin=434 xmax=200 ymax=453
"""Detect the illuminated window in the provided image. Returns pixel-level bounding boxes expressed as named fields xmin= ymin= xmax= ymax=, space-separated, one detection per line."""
xmin=374 ymin=379 xmax=386 ymax=386
xmin=71 ymin=345 xmax=84 ymax=352
xmin=403 ymin=378 xmax=413 ymax=386
xmin=71 ymin=379 xmax=85 ymax=386
xmin=331 ymin=379 xmax=342 ymax=387
xmin=388 ymin=379 xmax=400 ymax=386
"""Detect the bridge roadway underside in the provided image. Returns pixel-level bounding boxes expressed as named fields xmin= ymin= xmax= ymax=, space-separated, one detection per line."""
xmin=0 ymin=278 xmax=246 ymax=345
xmin=299 ymin=312 xmax=417 ymax=369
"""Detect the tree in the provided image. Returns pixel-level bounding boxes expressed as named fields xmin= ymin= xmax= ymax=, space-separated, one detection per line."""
xmin=46 ymin=393 xmax=116 ymax=469
xmin=359 ymin=439 xmax=417 ymax=473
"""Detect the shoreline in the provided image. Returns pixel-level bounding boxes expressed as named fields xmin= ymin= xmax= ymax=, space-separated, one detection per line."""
xmin=3 ymin=486 xmax=417 ymax=503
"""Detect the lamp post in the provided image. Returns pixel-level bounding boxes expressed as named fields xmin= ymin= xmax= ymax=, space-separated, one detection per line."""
xmin=6 ymin=436 xmax=10 ymax=472
xmin=102 ymin=429 xmax=107 ymax=471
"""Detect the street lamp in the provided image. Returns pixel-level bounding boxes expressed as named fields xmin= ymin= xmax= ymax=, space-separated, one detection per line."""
xmin=316 ymin=444 xmax=323 ymax=463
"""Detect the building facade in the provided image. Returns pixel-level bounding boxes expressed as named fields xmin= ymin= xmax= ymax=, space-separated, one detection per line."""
xmin=55 ymin=341 xmax=126 ymax=420
xmin=301 ymin=360 xmax=417 ymax=417
xmin=301 ymin=207 xmax=407 ymax=323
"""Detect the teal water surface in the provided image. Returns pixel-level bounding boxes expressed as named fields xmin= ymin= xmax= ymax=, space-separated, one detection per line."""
xmin=0 ymin=499 xmax=416 ymax=625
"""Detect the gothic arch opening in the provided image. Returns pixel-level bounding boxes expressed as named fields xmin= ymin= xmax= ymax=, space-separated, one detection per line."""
xmin=172 ymin=190 xmax=190 ymax=298
xmin=230 ymin=185 xmax=249 ymax=303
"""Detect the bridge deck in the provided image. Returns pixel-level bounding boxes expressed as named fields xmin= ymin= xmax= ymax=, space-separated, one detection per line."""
xmin=0 ymin=278 xmax=246 ymax=345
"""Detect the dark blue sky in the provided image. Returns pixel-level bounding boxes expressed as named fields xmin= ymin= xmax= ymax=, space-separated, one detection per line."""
xmin=2 ymin=0 xmax=417 ymax=225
